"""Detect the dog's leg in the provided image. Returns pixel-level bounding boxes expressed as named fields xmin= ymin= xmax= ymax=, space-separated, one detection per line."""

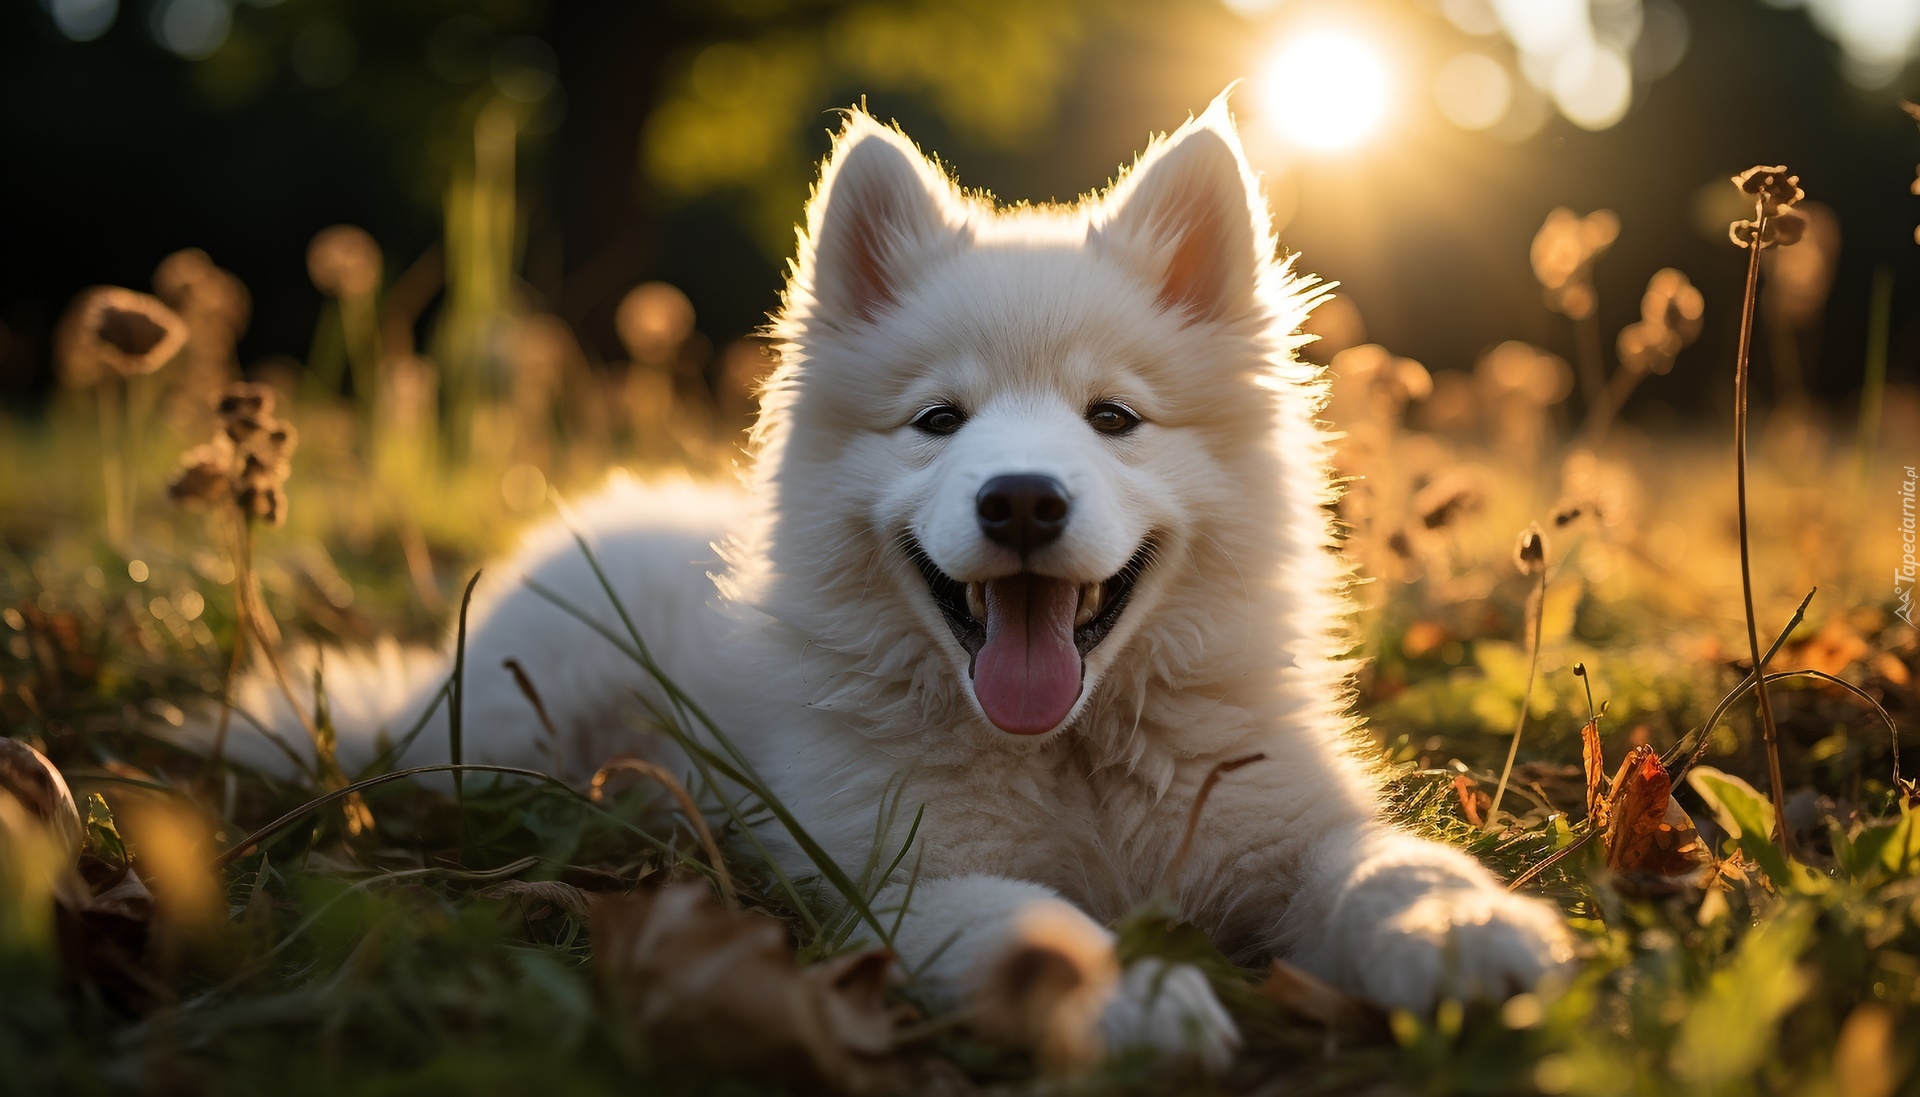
xmin=883 ymin=875 xmax=1238 ymax=1069
xmin=1276 ymin=824 xmax=1573 ymax=1012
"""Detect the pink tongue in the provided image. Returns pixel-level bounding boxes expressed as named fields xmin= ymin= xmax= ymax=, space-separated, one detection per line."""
xmin=972 ymin=575 xmax=1083 ymax=735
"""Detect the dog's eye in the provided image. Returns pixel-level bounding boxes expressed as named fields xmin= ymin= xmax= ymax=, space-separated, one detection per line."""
xmin=1086 ymin=401 xmax=1141 ymax=435
xmin=911 ymin=404 xmax=967 ymax=436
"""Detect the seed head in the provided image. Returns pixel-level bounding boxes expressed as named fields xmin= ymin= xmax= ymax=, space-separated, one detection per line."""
xmin=216 ymin=382 xmax=277 ymax=422
xmin=1531 ymin=208 xmax=1618 ymax=320
xmin=1618 ymin=269 xmax=1705 ymax=375
xmin=1514 ymin=523 xmax=1547 ymax=576
xmin=1476 ymin=341 xmax=1574 ymax=406
xmin=167 ymin=440 xmax=236 ymax=509
xmin=170 ymin=383 xmax=298 ymax=526
xmin=306 ymin=225 xmax=383 ymax=298
xmin=55 ymin=286 xmax=189 ymax=386
xmin=1730 ymin=165 xmax=1807 ymax=250
xmin=617 ymin=282 xmax=697 ymax=366
xmin=1732 ymin=165 xmax=1804 ymax=216
xmin=154 ymin=248 xmax=250 ymax=337
xmin=1642 ymin=269 xmax=1705 ymax=345
xmin=1616 ymin=321 xmax=1678 ymax=375
xmin=1413 ymin=474 xmax=1483 ymax=531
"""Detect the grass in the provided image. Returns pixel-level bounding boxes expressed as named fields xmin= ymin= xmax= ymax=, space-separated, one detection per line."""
xmin=3 ymin=202 xmax=1918 ymax=1095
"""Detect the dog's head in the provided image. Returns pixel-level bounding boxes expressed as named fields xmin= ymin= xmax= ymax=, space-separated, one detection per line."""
xmin=746 ymin=102 xmax=1327 ymax=743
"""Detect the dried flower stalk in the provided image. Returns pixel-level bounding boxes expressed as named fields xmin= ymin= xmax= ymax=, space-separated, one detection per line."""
xmin=1728 ymin=164 xmax=1803 ymax=858
xmin=167 ymin=384 xmax=364 ymax=832
xmin=1488 ymin=523 xmax=1549 ymax=824
xmin=56 ymin=286 xmax=188 ymax=548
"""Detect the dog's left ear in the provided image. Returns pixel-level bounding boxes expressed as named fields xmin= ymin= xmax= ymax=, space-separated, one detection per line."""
xmin=1095 ymin=107 xmax=1265 ymax=324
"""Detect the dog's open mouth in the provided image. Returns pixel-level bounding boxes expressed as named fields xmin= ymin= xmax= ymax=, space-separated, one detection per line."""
xmin=906 ymin=537 xmax=1154 ymax=736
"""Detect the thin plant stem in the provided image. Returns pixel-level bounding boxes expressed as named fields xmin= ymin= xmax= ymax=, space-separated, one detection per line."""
xmin=1574 ymin=309 xmax=1606 ymax=405
xmin=1488 ymin=567 xmax=1547 ymax=824
xmin=590 ymin=756 xmax=737 ymax=908
xmin=1513 ymin=591 xmax=1813 ymax=892
xmin=209 ymin=512 xmax=250 ymax=768
xmin=1733 ymin=198 xmax=1792 ymax=858
xmin=98 ymin=379 xmax=126 ymax=549
xmin=1579 ymin=365 xmax=1645 ymax=446
xmin=233 ymin=516 xmax=369 ymax=833
xmin=123 ymin=371 xmax=158 ymax=544
xmin=1162 ymin=753 xmax=1266 ymax=889
xmin=449 ymin=569 xmax=483 ymax=846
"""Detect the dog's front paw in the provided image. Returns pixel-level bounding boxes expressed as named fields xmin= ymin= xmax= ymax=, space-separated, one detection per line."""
xmin=1346 ymin=883 xmax=1572 ymax=1013
xmin=967 ymin=905 xmax=1238 ymax=1072
xmin=1099 ymin=959 xmax=1240 ymax=1072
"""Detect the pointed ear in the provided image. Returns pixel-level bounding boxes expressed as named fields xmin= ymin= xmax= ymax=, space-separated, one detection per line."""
xmin=1095 ymin=111 xmax=1265 ymax=323
xmin=802 ymin=117 xmax=960 ymax=324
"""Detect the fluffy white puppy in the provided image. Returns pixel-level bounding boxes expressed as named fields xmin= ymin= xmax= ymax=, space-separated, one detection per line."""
xmin=226 ymin=101 xmax=1571 ymax=1068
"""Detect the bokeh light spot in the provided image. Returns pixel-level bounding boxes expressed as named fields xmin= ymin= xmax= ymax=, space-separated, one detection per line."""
xmin=1635 ymin=0 xmax=1691 ymax=78
xmin=151 ymin=0 xmax=230 ymax=60
xmin=1551 ymin=43 xmax=1632 ymax=130
xmin=1433 ymin=53 xmax=1513 ymax=131
xmin=1256 ymin=29 xmax=1393 ymax=153
xmin=51 ymin=0 xmax=118 ymax=42
xmin=1439 ymin=0 xmax=1503 ymax=36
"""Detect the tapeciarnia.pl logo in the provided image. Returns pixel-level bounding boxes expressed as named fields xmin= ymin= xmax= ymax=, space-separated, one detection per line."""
xmin=1900 ymin=465 xmax=1917 ymax=627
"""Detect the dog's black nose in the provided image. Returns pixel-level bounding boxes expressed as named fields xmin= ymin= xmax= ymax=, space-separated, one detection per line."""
xmin=977 ymin=474 xmax=1069 ymax=553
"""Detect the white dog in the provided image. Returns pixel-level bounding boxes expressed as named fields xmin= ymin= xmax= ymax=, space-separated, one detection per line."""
xmin=226 ymin=101 xmax=1570 ymax=1067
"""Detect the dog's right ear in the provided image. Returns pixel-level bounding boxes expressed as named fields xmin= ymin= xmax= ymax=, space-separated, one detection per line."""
xmin=802 ymin=116 xmax=959 ymax=324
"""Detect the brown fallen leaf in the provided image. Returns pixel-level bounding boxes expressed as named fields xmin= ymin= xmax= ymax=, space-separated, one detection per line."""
xmin=1598 ymin=745 xmax=1713 ymax=887
xmin=1453 ymin=772 xmax=1488 ymax=828
xmin=0 ymin=737 xmax=84 ymax=860
xmin=1580 ymin=716 xmax=1606 ymax=826
xmin=592 ymin=882 xmax=907 ymax=1093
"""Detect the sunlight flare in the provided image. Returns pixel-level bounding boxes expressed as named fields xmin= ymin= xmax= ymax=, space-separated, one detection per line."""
xmin=1254 ymin=28 xmax=1393 ymax=153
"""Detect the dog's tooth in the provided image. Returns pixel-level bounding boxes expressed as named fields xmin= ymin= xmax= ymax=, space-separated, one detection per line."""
xmin=1075 ymin=581 xmax=1103 ymax=627
xmin=966 ymin=582 xmax=988 ymax=623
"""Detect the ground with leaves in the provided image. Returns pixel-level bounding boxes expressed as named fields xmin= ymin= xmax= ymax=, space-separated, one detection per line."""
xmin=2 ymin=391 xmax=1917 ymax=1097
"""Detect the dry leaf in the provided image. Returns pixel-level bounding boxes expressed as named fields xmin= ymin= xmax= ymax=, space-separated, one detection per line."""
xmin=1580 ymin=725 xmax=1713 ymax=891
xmin=1580 ymin=716 xmax=1606 ymax=826
xmin=1601 ymin=746 xmax=1713 ymax=885
xmin=0 ymin=738 xmax=84 ymax=861
xmin=1254 ymin=958 xmax=1383 ymax=1030
xmin=592 ymin=883 xmax=906 ymax=1093
xmin=1453 ymin=772 xmax=1488 ymax=827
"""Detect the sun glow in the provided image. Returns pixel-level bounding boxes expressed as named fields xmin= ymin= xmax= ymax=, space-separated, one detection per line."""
xmin=1254 ymin=28 xmax=1393 ymax=154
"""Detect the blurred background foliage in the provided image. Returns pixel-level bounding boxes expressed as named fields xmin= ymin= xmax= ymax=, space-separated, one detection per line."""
xmin=3 ymin=0 xmax=1919 ymax=422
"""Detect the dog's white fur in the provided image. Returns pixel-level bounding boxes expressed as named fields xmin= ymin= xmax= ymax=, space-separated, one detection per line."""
xmin=224 ymin=101 xmax=1570 ymax=1066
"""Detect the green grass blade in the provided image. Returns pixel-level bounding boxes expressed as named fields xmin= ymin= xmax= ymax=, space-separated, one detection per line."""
xmin=449 ymin=569 xmax=483 ymax=829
